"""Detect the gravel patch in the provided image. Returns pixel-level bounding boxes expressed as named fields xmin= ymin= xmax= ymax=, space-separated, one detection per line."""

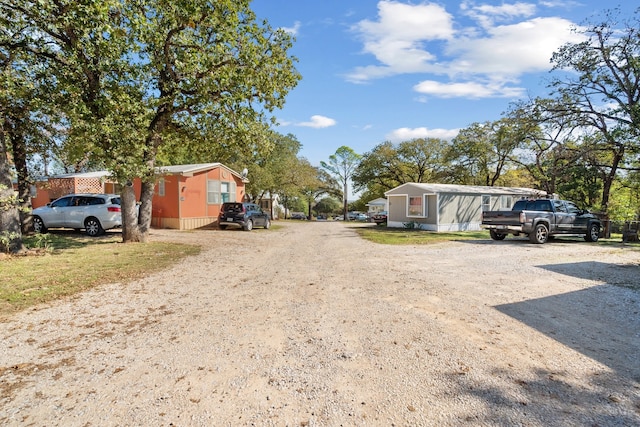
xmin=1 ymin=221 xmax=639 ymax=426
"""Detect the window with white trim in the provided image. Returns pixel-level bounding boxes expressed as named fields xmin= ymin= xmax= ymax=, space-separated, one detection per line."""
xmin=408 ymin=196 xmax=424 ymax=217
xmin=207 ymin=180 xmax=236 ymax=204
xmin=481 ymin=195 xmax=491 ymax=211
xmin=501 ymin=195 xmax=512 ymax=209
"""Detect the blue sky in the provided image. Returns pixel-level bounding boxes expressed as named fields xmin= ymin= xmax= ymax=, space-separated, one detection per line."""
xmin=251 ymin=0 xmax=633 ymax=168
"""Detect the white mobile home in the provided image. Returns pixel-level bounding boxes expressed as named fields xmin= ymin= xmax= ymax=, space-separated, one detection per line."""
xmin=384 ymin=183 xmax=545 ymax=231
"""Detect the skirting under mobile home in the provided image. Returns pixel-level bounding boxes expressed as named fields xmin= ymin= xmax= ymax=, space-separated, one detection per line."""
xmin=384 ymin=183 xmax=545 ymax=232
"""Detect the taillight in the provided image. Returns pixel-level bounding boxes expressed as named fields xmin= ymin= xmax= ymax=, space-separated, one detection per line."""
xmin=108 ymin=206 xmax=121 ymax=212
xmin=519 ymin=212 xmax=526 ymax=223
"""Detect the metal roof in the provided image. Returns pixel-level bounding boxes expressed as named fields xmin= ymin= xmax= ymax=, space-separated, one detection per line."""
xmin=385 ymin=183 xmax=546 ymax=196
xmin=49 ymin=171 xmax=113 ymax=179
xmin=41 ymin=163 xmax=246 ymax=180
xmin=156 ymin=163 xmax=245 ymax=179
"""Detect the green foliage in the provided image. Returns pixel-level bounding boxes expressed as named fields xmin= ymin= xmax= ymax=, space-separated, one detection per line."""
xmin=27 ymin=233 xmax=52 ymax=251
xmin=242 ymin=132 xmax=302 ymax=200
xmin=352 ymin=138 xmax=450 ymax=193
xmin=321 ymin=146 xmax=361 ymax=216
xmin=549 ymin=9 xmax=640 ymax=212
xmin=446 ymin=118 xmax=526 ymax=186
xmin=607 ymin=182 xmax=640 ymax=220
xmin=0 ymin=184 xmax=18 ymax=211
xmin=320 ymin=146 xmax=361 ymax=187
xmin=0 ymin=231 xmax=20 ymax=253
xmin=315 ymin=197 xmax=341 ymax=215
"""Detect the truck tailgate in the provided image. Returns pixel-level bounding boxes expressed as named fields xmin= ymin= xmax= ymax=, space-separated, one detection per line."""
xmin=481 ymin=211 xmax=522 ymax=226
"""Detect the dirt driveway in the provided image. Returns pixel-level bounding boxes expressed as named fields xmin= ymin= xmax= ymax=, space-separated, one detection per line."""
xmin=1 ymin=221 xmax=639 ymax=426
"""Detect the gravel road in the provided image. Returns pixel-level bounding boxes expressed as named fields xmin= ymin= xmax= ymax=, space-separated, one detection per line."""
xmin=1 ymin=221 xmax=639 ymax=426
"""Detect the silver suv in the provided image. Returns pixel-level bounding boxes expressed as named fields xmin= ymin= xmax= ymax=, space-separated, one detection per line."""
xmin=32 ymin=193 xmax=122 ymax=236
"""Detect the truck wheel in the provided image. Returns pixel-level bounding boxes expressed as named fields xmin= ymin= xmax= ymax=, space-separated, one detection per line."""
xmin=584 ymin=223 xmax=600 ymax=242
xmin=529 ymin=224 xmax=549 ymax=244
xmin=489 ymin=229 xmax=506 ymax=240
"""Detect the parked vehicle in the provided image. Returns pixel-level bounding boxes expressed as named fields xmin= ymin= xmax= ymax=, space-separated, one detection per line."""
xmin=481 ymin=198 xmax=601 ymax=244
xmin=372 ymin=211 xmax=388 ymax=224
xmin=218 ymin=202 xmax=270 ymax=231
xmin=290 ymin=212 xmax=307 ymax=220
xmin=347 ymin=211 xmax=360 ymax=220
xmin=355 ymin=213 xmax=369 ymax=221
xmin=31 ymin=193 xmax=122 ymax=237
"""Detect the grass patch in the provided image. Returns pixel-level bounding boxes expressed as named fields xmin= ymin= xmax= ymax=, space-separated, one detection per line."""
xmin=355 ymin=226 xmax=640 ymax=248
xmin=355 ymin=226 xmax=487 ymax=245
xmin=0 ymin=233 xmax=200 ymax=317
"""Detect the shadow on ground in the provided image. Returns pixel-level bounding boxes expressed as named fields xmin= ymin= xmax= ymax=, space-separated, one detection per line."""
xmin=495 ymin=263 xmax=639 ymax=378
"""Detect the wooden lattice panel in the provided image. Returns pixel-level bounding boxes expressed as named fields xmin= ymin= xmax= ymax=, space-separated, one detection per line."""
xmin=74 ymin=177 xmax=103 ymax=194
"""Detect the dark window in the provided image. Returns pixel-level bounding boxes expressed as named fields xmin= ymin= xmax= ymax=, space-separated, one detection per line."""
xmin=51 ymin=197 xmax=73 ymax=207
xmin=514 ymin=200 xmax=552 ymax=211
xmin=86 ymin=197 xmax=105 ymax=205
xmin=553 ymin=200 xmax=567 ymax=213
xmin=533 ymin=200 xmax=552 ymax=212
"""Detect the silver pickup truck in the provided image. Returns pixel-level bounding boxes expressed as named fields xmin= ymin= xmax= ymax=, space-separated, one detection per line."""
xmin=481 ymin=198 xmax=601 ymax=244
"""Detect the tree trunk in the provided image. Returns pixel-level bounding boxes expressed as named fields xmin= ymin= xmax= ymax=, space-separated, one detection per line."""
xmin=600 ymin=150 xmax=623 ymax=214
xmin=121 ymin=180 xmax=155 ymax=243
xmin=343 ymin=181 xmax=348 ymax=220
xmin=0 ymin=127 xmax=24 ymax=253
xmin=121 ymin=183 xmax=143 ymax=243
xmin=9 ymin=126 xmax=33 ymax=233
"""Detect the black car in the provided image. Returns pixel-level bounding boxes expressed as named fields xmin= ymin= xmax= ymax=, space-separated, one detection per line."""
xmin=218 ymin=202 xmax=270 ymax=231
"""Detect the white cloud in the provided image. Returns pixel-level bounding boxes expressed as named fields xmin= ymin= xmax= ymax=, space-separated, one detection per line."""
xmin=298 ymin=115 xmax=337 ymax=128
xmin=275 ymin=118 xmax=292 ymax=126
xmin=461 ymin=1 xmax=536 ymax=28
xmin=347 ymin=0 xmax=586 ymax=98
xmin=386 ymin=127 xmax=459 ymax=142
xmin=346 ymin=1 xmax=453 ymax=82
xmin=282 ymin=21 xmax=301 ymax=35
xmin=447 ymin=17 xmax=584 ymax=78
xmin=414 ymin=80 xmax=525 ymax=99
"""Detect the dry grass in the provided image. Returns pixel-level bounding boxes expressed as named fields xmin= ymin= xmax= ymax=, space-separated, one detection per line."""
xmin=0 ymin=232 xmax=200 ymax=318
